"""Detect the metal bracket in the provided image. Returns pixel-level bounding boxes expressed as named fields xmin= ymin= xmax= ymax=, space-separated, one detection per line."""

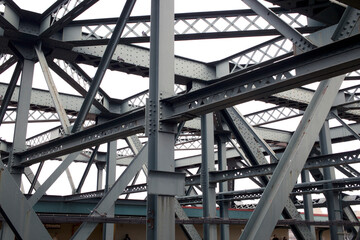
xmin=148 ymin=170 xmax=185 ymax=196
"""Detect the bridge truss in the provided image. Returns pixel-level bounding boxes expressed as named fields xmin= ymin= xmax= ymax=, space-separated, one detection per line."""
xmin=1 ymin=0 xmax=360 ymax=239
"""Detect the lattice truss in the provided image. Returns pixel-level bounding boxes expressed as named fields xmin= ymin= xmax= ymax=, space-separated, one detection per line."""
xmin=82 ymin=11 xmax=307 ymax=40
xmin=1 ymin=0 xmax=360 ymax=239
xmin=49 ymin=0 xmax=85 ymax=25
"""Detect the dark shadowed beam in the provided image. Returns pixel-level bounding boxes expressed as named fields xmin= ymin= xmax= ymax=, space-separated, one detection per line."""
xmin=71 ymin=0 xmax=136 ymax=133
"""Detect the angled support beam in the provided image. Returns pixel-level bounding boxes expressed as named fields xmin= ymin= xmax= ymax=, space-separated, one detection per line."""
xmin=40 ymin=0 xmax=99 ymax=37
xmin=242 ymin=0 xmax=316 ymax=52
xmin=65 ymin=168 xmax=76 ymax=194
xmin=28 ymin=152 xmax=81 ymax=207
xmin=24 ymin=166 xmax=41 ymax=192
xmin=71 ymin=0 xmax=136 ymax=133
xmin=343 ymin=205 xmax=360 ymax=236
xmin=331 ymin=111 xmax=360 ymax=141
xmin=221 ymin=107 xmax=314 ymax=239
xmin=48 ymin=59 xmax=110 ymax=113
xmin=0 ymin=55 xmax=17 ymax=74
xmin=35 ymin=45 xmax=71 ymax=134
xmin=239 ymin=75 xmax=344 ymax=239
xmin=238 ymin=1 xmax=344 ymax=238
xmin=0 ymin=161 xmax=52 ymax=240
xmin=28 ymin=161 xmax=44 ymax=194
xmin=70 ymin=144 xmax=147 ymax=240
xmin=174 ymin=200 xmax=202 ymax=240
xmin=0 ymin=60 xmax=22 ymax=125
xmin=332 ymin=7 xmax=360 ymax=41
xmin=76 ymin=145 xmax=100 ymax=193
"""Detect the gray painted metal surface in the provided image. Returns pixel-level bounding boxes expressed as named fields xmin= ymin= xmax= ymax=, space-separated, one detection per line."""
xmin=0 ymin=1 xmax=360 ymax=239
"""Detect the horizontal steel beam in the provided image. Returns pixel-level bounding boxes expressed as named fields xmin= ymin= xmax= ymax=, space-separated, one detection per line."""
xmin=164 ymin=34 xmax=360 ymax=121
xmin=16 ymin=109 xmax=145 ymax=165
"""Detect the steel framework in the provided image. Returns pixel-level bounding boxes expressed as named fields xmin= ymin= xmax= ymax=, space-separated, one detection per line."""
xmin=1 ymin=0 xmax=360 ymax=239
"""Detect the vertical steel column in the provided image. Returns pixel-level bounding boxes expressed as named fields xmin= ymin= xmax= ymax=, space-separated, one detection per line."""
xmin=301 ymin=169 xmax=316 ymax=237
xmin=201 ymin=113 xmax=217 ymax=240
xmin=217 ymin=136 xmax=230 ymax=240
xmin=3 ymin=59 xmax=35 ymax=239
xmin=71 ymin=0 xmax=136 ymax=133
xmin=103 ymin=141 xmax=117 ymax=240
xmin=319 ymin=121 xmax=344 ymax=239
xmin=146 ymin=0 xmax=176 ymax=239
xmin=96 ymin=162 xmax=105 ymax=190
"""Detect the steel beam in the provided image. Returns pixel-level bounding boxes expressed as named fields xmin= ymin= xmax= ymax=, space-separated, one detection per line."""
xmin=221 ymin=107 xmax=313 ymax=239
xmin=70 ymin=144 xmax=147 ymax=240
xmin=2 ymin=59 xmax=35 ymax=239
xmin=0 ymin=161 xmax=52 ymax=240
xmin=146 ymin=0 xmax=177 ymax=239
xmin=239 ymin=74 xmax=343 ymax=239
xmin=28 ymin=152 xmax=81 ymax=207
xmin=0 ymin=1 xmax=19 ymax=31
xmin=0 ymin=82 xmax=100 ymax=115
xmin=165 ymin=34 xmax=360 ymax=122
xmin=301 ymin=170 xmax=316 ymax=237
xmin=242 ymin=0 xmax=316 ymax=52
xmin=201 ymin=114 xmax=217 ymax=240
xmin=217 ymin=136 xmax=230 ymax=240
xmin=64 ymin=9 xmax=319 ymax=44
xmin=17 ymin=109 xmax=144 ymax=166
xmin=40 ymin=0 xmax=99 ymax=37
xmin=48 ymin=59 xmax=110 ymax=113
xmin=24 ymin=166 xmax=41 ymax=192
xmin=28 ymin=161 xmax=44 ymax=194
xmin=71 ymin=0 xmax=136 ymax=133
xmin=76 ymin=145 xmax=99 ymax=193
xmin=35 ymin=45 xmax=71 ymax=133
xmin=320 ymin=121 xmax=344 ymax=239
xmin=0 ymin=61 xmax=22 ymax=125
xmin=103 ymin=141 xmax=117 ymax=240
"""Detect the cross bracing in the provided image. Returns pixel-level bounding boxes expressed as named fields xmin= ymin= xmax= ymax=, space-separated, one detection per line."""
xmin=1 ymin=0 xmax=360 ymax=239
